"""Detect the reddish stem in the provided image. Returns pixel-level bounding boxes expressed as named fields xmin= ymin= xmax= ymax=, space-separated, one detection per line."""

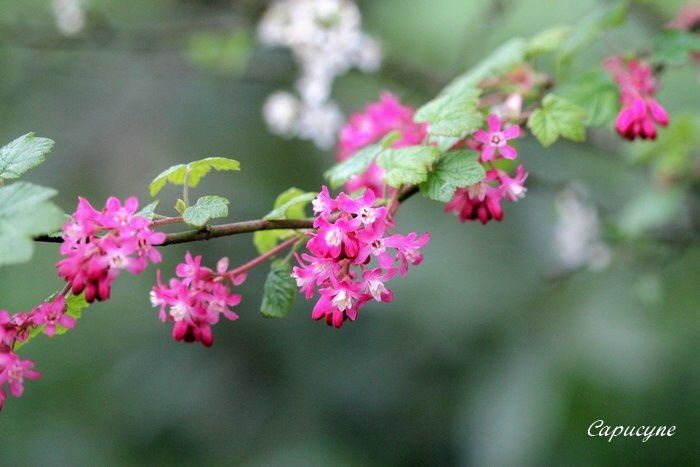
xmin=228 ymin=236 xmax=302 ymax=277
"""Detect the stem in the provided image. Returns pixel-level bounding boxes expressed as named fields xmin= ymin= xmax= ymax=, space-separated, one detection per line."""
xmin=229 ymin=236 xmax=301 ymax=277
xmin=388 ymin=185 xmax=403 ymax=217
xmin=150 ymin=216 xmax=184 ymax=227
xmin=161 ymin=218 xmax=313 ymax=245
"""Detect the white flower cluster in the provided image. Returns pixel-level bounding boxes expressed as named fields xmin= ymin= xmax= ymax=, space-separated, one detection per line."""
xmin=554 ymin=186 xmax=611 ymax=271
xmin=51 ymin=0 xmax=86 ymax=36
xmin=258 ymin=0 xmax=381 ymax=149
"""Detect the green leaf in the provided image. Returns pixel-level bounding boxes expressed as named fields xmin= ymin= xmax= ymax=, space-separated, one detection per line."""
xmin=527 ymin=94 xmax=587 ymax=147
xmin=442 ymin=38 xmax=527 ymax=96
xmin=0 ymin=133 xmax=55 ymax=180
xmin=260 ymin=260 xmax=297 ymax=319
xmin=556 ymin=1 xmax=628 ymax=65
xmin=323 ymin=131 xmax=400 ymax=189
xmin=254 ymin=188 xmax=312 ymax=254
xmin=526 ymin=26 xmax=572 ymax=57
xmin=559 ymin=69 xmax=619 ymax=126
xmin=376 ymin=146 xmax=441 ymax=188
xmin=420 ymin=151 xmax=486 ymax=202
xmin=136 ymin=200 xmax=160 ymax=220
xmin=652 ymin=30 xmax=700 ymax=65
xmin=0 ymin=182 xmax=65 ymax=266
xmin=415 ymin=88 xmax=483 ymax=139
xmin=265 ymin=192 xmax=316 ymax=220
xmin=182 ymin=195 xmax=229 ymax=227
xmin=149 ymin=157 xmax=240 ymax=196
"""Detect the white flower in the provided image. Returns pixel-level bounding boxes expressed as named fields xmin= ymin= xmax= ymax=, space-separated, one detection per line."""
xmin=263 ymin=92 xmax=301 ymax=136
xmin=52 ymin=0 xmax=86 ymax=36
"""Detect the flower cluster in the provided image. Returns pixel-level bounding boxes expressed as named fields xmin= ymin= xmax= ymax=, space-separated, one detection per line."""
xmin=259 ymin=0 xmax=381 ymax=148
xmin=293 ymin=187 xmax=429 ymax=328
xmin=337 ymin=92 xmax=428 ymax=195
xmin=57 ymin=197 xmax=165 ymax=303
xmin=0 ymin=295 xmax=75 ymax=410
xmin=446 ymin=114 xmax=528 ymax=224
xmin=604 ymin=56 xmax=669 ymax=140
xmin=151 ymin=254 xmax=246 ymax=347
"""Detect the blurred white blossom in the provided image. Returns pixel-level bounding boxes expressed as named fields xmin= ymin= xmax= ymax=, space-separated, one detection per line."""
xmin=258 ymin=0 xmax=381 ymax=148
xmin=52 ymin=0 xmax=86 ymax=36
xmin=263 ymin=91 xmax=301 ymax=136
xmin=554 ymin=186 xmax=611 ymax=271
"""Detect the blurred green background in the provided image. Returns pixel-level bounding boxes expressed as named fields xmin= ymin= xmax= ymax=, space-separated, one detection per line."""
xmin=0 ymin=0 xmax=698 ymax=465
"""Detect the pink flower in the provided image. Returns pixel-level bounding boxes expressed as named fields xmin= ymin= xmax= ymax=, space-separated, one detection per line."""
xmin=499 ymin=165 xmax=529 ymax=202
xmin=605 ymin=56 xmax=669 ymax=140
xmin=0 ymin=311 xmax=15 ymax=348
xmin=152 ymin=254 xmax=245 ymax=347
xmin=445 ymin=171 xmax=506 ymax=224
xmin=295 ymin=186 xmax=429 ymax=328
xmin=58 ymin=197 xmax=164 ymax=303
xmin=337 ymin=92 xmax=428 ymax=196
xmin=0 ymin=352 xmax=40 ymax=398
xmin=32 ymin=295 xmax=75 ymax=337
xmin=473 ymin=114 xmax=520 ymax=161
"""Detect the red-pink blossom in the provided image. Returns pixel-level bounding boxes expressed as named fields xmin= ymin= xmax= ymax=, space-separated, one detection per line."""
xmin=0 ymin=351 xmax=40 ymax=403
xmin=152 ymin=254 xmax=245 ymax=347
xmin=605 ymin=56 xmax=669 ymax=140
xmin=337 ymin=92 xmax=428 ymax=195
xmin=58 ymin=197 xmax=165 ymax=303
xmin=473 ymin=114 xmax=520 ymax=161
xmin=293 ymin=186 xmax=429 ymax=328
xmin=32 ymin=295 xmax=75 ymax=337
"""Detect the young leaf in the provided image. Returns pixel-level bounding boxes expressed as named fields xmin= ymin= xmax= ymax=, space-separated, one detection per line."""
xmin=420 ymin=151 xmax=486 ymax=202
xmin=652 ymin=30 xmax=700 ymax=65
xmin=323 ymin=131 xmax=401 ymax=189
xmin=377 ymin=146 xmax=441 ymax=187
xmin=136 ymin=200 xmax=160 ymax=220
xmin=0 ymin=182 xmax=65 ymax=266
xmin=415 ymin=88 xmax=483 ymax=138
xmin=527 ymin=94 xmax=587 ymax=147
xmin=260 ymin=260 xmax=297 ymax=319
xmin=559 ymin=69 xmax=619 ymax=126
xmin=182 ymin=195 xmax=229 ymax=227
xmin=0 ymin=133 xmax=55 ymax=180
xmin=149 ymin=157 xmax=240 ymax=196
xmin=175 ymin=199 xmax=187 ymax=215
xmin=254 ymin=188 xmax=312 ymax=254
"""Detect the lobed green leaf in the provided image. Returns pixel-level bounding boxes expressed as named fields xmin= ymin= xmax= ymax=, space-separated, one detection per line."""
xmin=415 ymin=88 xmax=483 ymax=139
xmin=377 ymin=146 xmax=441 ymax=188
xmin=420 ymin=151 xmax=486 ymax=203
xmin=260 ymin=260 xmax=297 ymax=319
xmin=0 ymin=182 xmax=65 ymax=266
xmin=149 ymin=157 xmax=240 ymax=196
xmin=0 ymin=133 xmax=55 ymax=180
xmin=527 ymin=94 xmax=587 ymax=147
xmin=182 ymin=195 xmax=229 ymax=227
xmin=652 ymin=30 xmax=700 ymax=65
xmin=559 ymin=69 xmax=619 ymax=127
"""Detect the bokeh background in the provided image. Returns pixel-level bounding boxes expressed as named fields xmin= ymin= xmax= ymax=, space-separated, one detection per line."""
xmin=0 ymin=0 xmax=698 ymax=465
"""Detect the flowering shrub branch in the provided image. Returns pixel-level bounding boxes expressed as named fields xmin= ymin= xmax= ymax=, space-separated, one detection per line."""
xmin=1 ymin=0 xmax=698 ymax=411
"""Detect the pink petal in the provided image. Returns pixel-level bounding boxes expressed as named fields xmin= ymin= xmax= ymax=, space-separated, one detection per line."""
xmin=488 ymin=114 xmax=502 ymax=132
xmin=498 ymin=145 xmax=518 ymax=160
xmin=503 ymin=124 xmax=520 ymax=139
xmin=473 ymin=130 xmax=490 ymax=144
xmin=481 ymin=146 xmax=496 ymax=161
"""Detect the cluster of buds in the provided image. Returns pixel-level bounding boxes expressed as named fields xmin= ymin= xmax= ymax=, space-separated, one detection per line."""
xmin=0 ymin=295 xmax=74 ymax=410
xmin=445 ymin=114 xmax=528 ymax=224
xmin=337 ymin=92 xmax=428 ymax=196
xmin=57 ymin=197 xmax=165 ymax=303
xmin=605 ymin=56 xmax=669 ymax=140
xmin=151 ymin=253 xmax=246 ymax=347
xmin=292 ymin=187 xmax=429 ymax=328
